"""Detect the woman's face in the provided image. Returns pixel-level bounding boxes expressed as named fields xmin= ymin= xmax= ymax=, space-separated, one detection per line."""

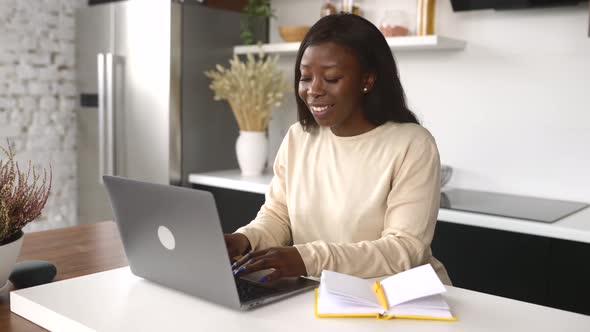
xmin=298 ymin=42 xmax=375 ymax=136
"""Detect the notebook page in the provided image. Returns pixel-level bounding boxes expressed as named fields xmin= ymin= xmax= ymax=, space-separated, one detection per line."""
xmin=387 ymin=295 xmax=453 ymax=319
xmin=321 ymin=270 xmax=379 ymax=307
xmin=393 ymin=294 xmax=450 ymax=310
xmin=389 ymin=307 xmax=454 ymax=319
xmin=317 ymin=283 xmax=382 ymax=315
xmin=378 ymin=264 xmax=446 ymax=307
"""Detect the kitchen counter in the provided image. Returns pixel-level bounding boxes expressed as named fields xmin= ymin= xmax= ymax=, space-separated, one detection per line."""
xmin=188 ymin=170 xmax=590 ymax=244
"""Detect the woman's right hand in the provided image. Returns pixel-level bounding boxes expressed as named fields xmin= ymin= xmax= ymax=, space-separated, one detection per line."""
xmin=224 ymin=233 xmax=251 ymax=263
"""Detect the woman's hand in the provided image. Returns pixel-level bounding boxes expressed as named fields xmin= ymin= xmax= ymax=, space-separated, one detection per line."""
xmin=224 ymin=233 xmax=251 ymax=262
xmin=232 ymin=247 xmax=307 ymax=283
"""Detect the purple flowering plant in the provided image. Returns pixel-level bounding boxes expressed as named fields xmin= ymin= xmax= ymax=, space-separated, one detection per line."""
xmin=0 ymin=141 xmax=51 ymax=245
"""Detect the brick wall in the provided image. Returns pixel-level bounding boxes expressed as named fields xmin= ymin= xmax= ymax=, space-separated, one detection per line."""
xmin=0 ymin=0 xmax=86 ymax=232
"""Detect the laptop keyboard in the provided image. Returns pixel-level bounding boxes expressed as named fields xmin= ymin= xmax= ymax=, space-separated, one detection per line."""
xmin=235 ymin=277 xmax=280 ymax=302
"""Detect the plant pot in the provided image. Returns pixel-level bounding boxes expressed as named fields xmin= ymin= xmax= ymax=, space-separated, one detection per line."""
xmin=0 ymin=230 xmax=24 ymax=291
xmin=236 ymin=131 xmax=268 ymax=177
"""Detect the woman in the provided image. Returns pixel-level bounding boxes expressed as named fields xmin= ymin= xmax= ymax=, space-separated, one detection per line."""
xmin=226 ymin=13 xmax=451 ymax=285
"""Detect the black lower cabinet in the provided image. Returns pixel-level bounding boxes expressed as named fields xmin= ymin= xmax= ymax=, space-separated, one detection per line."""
xmin=432 ymin=220 xmax=590 ymax=315
xmin=192 ymin=185 xmax=265 ymax=233
xmin=431 ymin=221 xmax=552 ymax=306
xmin=547 ymin=238 xmax=590 ymax=315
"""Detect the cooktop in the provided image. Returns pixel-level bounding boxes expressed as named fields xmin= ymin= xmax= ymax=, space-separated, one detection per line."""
xmin=440 ymin=188 xmax=589 ymax=223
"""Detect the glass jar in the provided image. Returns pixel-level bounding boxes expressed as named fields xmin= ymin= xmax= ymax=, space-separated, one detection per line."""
xmin=320 ymin=0 xmax=337 ymax=17
xmin=379 ymin=10 xmax=410 ymax=37
xmin=341 ymin=0 xmax=361 ymax=16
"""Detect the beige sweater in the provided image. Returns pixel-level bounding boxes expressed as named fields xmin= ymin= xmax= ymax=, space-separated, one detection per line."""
xmin=236 ymin=122 xmax=451 ymax=284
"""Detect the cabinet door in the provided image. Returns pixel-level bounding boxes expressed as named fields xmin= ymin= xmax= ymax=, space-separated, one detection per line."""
xmin=192 ymin=185 xmax=265 ymax=233
xmin=431 ymin=221 xmax=551 ymax=306
xmin=547 ymin=238 xmax=590 ymax=315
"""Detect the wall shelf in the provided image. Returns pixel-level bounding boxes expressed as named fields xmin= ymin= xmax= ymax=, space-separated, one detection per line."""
xmin=234 ymin=35 xmax=466 ymax=55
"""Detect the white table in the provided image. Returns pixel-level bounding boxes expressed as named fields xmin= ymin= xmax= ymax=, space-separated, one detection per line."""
xmin=10 ymin=267 xmax=590 ymax=332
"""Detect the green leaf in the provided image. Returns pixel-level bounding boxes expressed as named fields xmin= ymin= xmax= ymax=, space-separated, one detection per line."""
xmin=241 ymin=30 xmax=254 ymax=45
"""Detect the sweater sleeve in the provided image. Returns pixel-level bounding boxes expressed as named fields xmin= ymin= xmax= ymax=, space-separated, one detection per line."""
xmin=234 ymin=132 xmax=292 ymax=249
xmin=293 ymin=137 xmax=441 ymax=278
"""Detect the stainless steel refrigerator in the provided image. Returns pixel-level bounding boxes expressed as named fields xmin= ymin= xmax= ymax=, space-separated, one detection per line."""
xmin=76 ymin=1 xmax=247 ymax=224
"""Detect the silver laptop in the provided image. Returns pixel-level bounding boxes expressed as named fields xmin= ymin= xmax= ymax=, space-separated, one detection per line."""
xmin=103 ymin=175 xmax=318 ymax=310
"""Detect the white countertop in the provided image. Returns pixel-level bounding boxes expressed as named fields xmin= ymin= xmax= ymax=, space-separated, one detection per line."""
xmin=189 ymin=169 xmax=273 ymax=195
xmin=11 ymin=267 xmax=590 ymax=332
xmin=188 ymin=170 xmax=590 ymax=244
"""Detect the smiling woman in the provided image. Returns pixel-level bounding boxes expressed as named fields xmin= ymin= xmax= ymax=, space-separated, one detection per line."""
xmin=298 ymin=42 xmax=376 ymax=136
xmin=295 ymin=14 xmax=419 ymax=134
xmin=225 ymin=13 xmax=451 ymax=285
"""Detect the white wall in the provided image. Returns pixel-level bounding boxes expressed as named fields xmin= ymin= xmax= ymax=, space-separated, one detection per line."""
xmin=0 ymin=0 xmax=86 ymax=231
xmin=268 ymin=0 xmax=590 ymax=202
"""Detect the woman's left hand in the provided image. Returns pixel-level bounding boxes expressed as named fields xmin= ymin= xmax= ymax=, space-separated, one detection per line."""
xmin=232 ymin=247 xmax=307 ymax=283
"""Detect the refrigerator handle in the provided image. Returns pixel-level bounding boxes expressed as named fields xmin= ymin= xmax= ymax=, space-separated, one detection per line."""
xmin=97 ymin=53 xmax=116 ymax=183
xmin=97 ymin=53 xmax=106 ymax=184
xmin=105 ymin=53 xmax=115 ymax=178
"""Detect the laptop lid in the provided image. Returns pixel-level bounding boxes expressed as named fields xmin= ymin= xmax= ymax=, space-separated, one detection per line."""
xmin=103 ymin=176 xmax=242 ymax=310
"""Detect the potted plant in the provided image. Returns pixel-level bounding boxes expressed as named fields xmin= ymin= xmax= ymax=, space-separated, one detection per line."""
xmin=205 ymin=50 xmax=288 ymax=176
xmin=241 ymin=0 xmax=275 ymax=45
xmin=0 ymin=142 xmax=51 ymax=291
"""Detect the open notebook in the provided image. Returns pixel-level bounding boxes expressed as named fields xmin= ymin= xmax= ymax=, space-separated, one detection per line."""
xmin=315 ymin=264 xmax=457 ymax=321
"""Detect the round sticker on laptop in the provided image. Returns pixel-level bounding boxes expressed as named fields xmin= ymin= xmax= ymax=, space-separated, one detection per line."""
xmin=157 ymin=225 xmax=176 ymax=250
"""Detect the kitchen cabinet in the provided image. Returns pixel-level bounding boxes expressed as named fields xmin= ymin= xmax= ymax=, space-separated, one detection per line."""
xmin=546 ymin=238 xmax=590 ymax=315
xmin=432 ymin=221 xmax=590 ymax=315
xmin=191 ymin=185 xmax=265 ymax=233
xmin=431 ymin=222 xmax=552 ymax=306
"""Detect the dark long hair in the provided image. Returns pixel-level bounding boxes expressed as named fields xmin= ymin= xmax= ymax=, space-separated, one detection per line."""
xmin=295 ymin=13 xmax=419 ymax=130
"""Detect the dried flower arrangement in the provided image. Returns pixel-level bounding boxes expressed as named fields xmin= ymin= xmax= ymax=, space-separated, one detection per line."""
xmin=0 ymin=142 xmax=52 ymax=245
xmin=205 ymin=50 xmax=288 ymax=132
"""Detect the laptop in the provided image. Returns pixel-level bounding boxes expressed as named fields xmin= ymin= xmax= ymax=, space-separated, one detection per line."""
xmin=103 ymin=175 xmax=318 ymax=310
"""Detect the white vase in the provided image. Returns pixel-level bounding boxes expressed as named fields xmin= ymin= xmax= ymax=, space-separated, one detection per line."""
xmin=0 ymin=231 xmax=24 ymax=291
xmin=236 ymin=131 xmax=268 ymax=176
